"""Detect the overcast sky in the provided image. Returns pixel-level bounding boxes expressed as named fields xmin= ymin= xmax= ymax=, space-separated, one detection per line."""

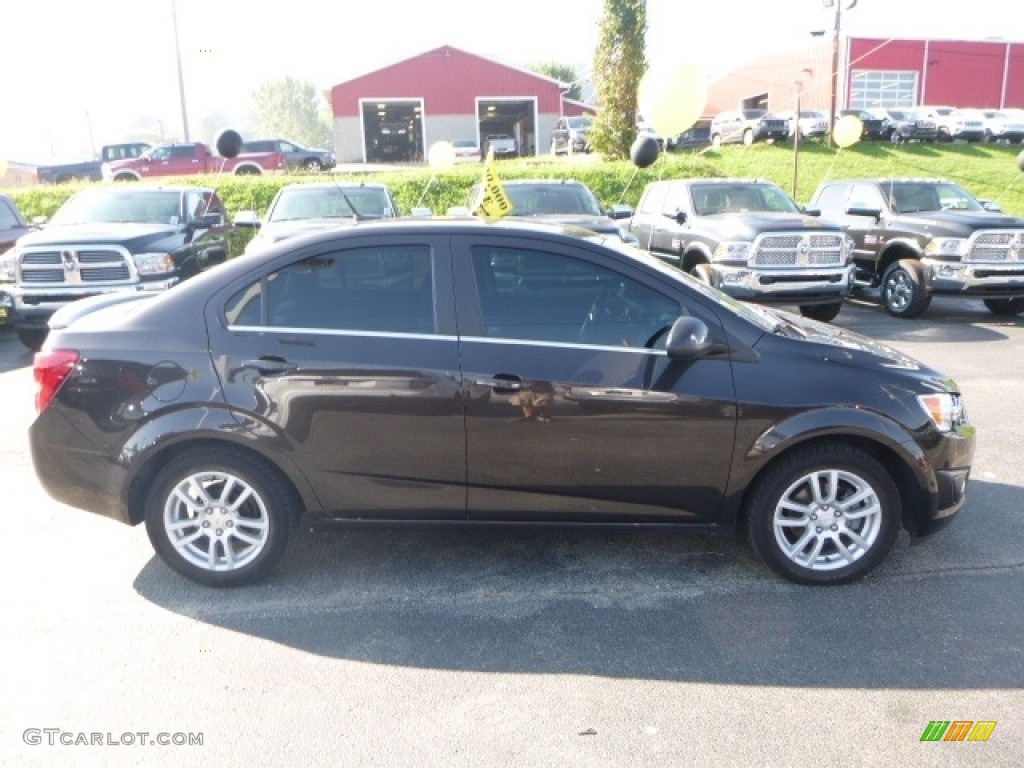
xmin=1 ymin=0 xmax=1016 ymax=163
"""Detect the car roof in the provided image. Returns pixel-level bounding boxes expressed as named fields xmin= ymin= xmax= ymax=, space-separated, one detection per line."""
xmin=275 ymin=182 xmax=391 ymax=191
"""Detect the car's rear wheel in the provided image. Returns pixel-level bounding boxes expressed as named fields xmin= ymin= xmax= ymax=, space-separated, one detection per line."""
xmin=984 ymin=298 xmax=1024 ymax=316
xmin=882 ymin=259 xmax=931 ymax=318
xmin=798 ymin=301 xmax=842 ymax=323
xmin=746 ymin=444 xmax=900 ymax=585
xmin=144 ymin=448 xmax=296 ymax=586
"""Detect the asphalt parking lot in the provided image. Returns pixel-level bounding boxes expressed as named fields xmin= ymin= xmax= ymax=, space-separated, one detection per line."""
xmin=1 ymin=294 xmax=1022 ymax=767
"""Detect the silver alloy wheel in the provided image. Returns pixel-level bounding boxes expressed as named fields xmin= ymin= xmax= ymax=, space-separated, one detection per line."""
xmin=771 ymin=468 xmax=883 ymax=571
xmin=884 ymin=268 xmax=912 ymax=312
xmin=163 ymin=470 xmax=270 ymax=572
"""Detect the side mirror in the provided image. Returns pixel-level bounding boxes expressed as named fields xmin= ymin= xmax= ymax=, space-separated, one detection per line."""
xmin=233 ymin=210 xmax=261 ymax=228
xmin=979 ymin=199 xmax=1003 ymax=212
xmin=607 ymin=204 xmax=632 ymax=220
xmin=802 ymin=206 xmax=821 ymax=217
xmin=846 ymin=206 xmax=882 ymax=221
xmin=666 ymin=316 xmax=712 ymax=360
xmin=662 ymin=208 xmax=687 ymax=224
xmin=194 ymin=212 xmax=224 ymax=228
xmin=32 ymin=215 xmax=48 ymax=226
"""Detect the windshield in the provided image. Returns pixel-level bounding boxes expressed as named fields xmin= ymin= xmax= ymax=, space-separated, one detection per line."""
xmin=49 ymin=189 xmax=183 ymax=225
xmin=691 ymin=183 xmax=801 ymax=216
xmin=503 ymin=184 xmax=604 ymax=216
xmin=268 ymin=187 xmax=394 ymax=221
xmin=883 ymin=182 xmax=984 ymax=213
xmin=567 ymin=117 xmax=592 ymax=130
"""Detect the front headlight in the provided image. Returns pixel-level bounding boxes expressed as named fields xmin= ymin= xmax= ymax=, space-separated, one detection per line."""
xmin=0 ymin=250 xmax=17 ymax=282
xmin=133 ymin=252 xmax=175 ymax=275
xmin=713 ymin=241 xmax=751 ymax=261
xmin=924 ymin=238 xmax=967 ymax=257
xmin=918 ymin=392 xmax=967 ymax=432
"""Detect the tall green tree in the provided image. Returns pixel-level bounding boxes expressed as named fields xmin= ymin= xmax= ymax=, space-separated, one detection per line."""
xmin=249 ymin=76 xmax=334 ymax=149
xmin=589 ymin=0 xmax=647 ymax=159
xmin=528 ymin=62 xmax=584 ymax=102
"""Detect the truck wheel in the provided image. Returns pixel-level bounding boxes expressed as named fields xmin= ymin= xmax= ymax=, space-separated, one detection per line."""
xmin=691 ymin=263 xmax=715 ymax=287
xmin=798 ymin=302 xmax=842 ymax=323
xmin=303 ymin=159 xmax=322 ymax=173
xmin=235 ymin=167 xmax=261 ymax=176
xmin=742 ymin=128 xmax=754 ymax=146
xmin=114 ymin=173 xmax=137 ymax=182
xmin=983 ymin=298 xmax=1024 ymax=316
xmin=882 ymin=260 xmax=931 ymax=318
xmin=16 ymin=327 xmax=48 ymax=351
xmin=711 ymin=134 xmax=722 ymax=148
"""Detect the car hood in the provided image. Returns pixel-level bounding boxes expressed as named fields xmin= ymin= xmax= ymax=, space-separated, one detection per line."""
xmin=897 ymin=210 xmax=1024 ymax=235
xmin=17 ymin=222 xmax=184 ymax=248
xmin=764 ymin=309 xmax=951 ymax=382
xmin=512 ymin=214 xmax=622 ymax=235
xmin=700 ymin=212 xmax=841 ymax=239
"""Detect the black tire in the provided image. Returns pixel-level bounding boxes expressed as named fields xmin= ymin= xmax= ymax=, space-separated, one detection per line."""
xmin=304 ymin=158 xmax=323 ymax=173
xmin=114 ymin=173 xmax=137 ymax=182
xmin=234 ymin=166 xmax=262 ymax=176
xmin=16 ymin=327 xmax=48 ymax=351
xmin=711 ymin=134 xmax=722 ymax=148
xmin=798 ymin=301 xmax=843 ymax=323
xmin=746 ymin=444 xmax=900 ymax=585
xmin=144 ymin=448 xmax=297 ymax=587
xmin=692 ymin=262 xmax=715 ymax=287
xmin=983 ymin=298 xmax=1024 ymax=316
xmin=742 ymin=128 xmax=753 ymax=146
xmin=881 ymin=259 xmax=931 ymax=318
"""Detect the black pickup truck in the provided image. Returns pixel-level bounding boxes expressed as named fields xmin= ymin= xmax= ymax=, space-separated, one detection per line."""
xmin=625 ymin=178 xmax=854 ymax=322
xmin=36 ymin=142 xmax=152 ymax=184
xmin=7 ymin=185 xmax=229 ymax=349
xmin=809 ymin=178 xmax=1024 ymax=318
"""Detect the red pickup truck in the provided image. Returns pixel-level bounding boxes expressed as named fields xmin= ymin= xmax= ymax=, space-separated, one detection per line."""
xmin=101 ymin=142 xmax=286 ymax=181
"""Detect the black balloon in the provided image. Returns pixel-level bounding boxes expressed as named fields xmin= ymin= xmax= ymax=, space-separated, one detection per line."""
xmin=215 ymin=129 xmax=243 ymax=159
xmin=1018 ymin=149 xmax=1024 ymax=173
xmin=630 ymin=135 xmax=660 ymax=168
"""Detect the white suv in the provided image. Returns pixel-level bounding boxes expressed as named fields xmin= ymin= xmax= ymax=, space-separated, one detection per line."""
xmin=918 ymin=106 xmax=986 ymax=142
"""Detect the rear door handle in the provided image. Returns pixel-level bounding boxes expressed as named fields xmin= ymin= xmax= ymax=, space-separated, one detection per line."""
xmin=240 ymin=357 xmax=294 ymax=375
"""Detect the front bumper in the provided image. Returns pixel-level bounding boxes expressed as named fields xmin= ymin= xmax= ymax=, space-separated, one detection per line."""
xmin=908 ymin=423 xmax=976 ymax=536
xmin=921 ymin=258 xmax=1024 ymax=297
xmin=708 ymin=263 xmax=855 ymax=303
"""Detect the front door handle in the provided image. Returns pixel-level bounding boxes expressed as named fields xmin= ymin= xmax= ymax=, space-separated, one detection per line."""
xmin=474 ymin=374 xmax=523 ymax=392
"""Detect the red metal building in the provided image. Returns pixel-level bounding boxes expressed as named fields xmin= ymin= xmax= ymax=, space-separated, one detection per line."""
xmin=328 ymin=45 xmax=572 ymax=163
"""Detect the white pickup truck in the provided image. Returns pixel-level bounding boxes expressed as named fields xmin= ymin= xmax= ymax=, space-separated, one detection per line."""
xmin=485 ymin=134 xmax=518 ymax=158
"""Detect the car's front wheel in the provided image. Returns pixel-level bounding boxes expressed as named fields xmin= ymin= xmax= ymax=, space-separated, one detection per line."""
xmin=798 ymin=302 xmax=843 ymax=323
xmin=984 ymin=298 xmax=1024 ymax=316
xmin=746 ymin=444 xmax=900 ymax=585
xmin=144 ymin=448 xmax=297 ymax=586
xmin=742 ymin=128 xmax=753 ymax=146
xmin=882 ymin=259 xmax=931 ymax=318
xmin=304 ymin=158 xmax=323 ymax=173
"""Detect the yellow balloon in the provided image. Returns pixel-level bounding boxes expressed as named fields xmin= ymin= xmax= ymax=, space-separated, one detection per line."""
xmin=638 ymin=61 xmax=708 ymax=138
xmin=834 ymin=115 xmax=863 ymax=148
xmin=427 ymin=141 xmax=456 ymax=171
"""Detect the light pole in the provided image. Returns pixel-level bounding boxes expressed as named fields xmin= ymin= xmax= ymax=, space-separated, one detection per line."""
xmin=171 ymin=0 xmax=190 ymax=141
xmin=826 ymin=0 xmax=857 ymax=147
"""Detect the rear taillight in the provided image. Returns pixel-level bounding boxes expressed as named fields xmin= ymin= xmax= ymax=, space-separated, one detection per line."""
xmin=33 ymin=350 xmax=80 ymax=413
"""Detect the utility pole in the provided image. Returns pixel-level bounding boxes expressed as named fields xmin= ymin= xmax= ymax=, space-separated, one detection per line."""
xmin=172 ymin=0 xmax=190 ymax=141
xmin=827 ymin=0 xmax=857 ymax=147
